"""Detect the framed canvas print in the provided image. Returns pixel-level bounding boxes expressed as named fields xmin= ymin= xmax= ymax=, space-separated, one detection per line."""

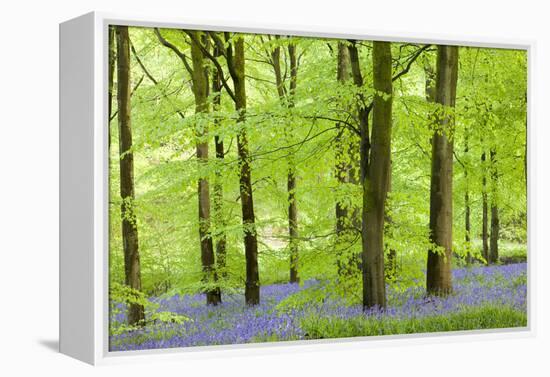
xmin=59 ymin=12 xmax=532 ymax=365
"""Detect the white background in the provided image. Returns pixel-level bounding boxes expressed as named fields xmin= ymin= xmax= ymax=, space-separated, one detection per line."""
xmin=0 ymin=0 xmax=548 ymax=375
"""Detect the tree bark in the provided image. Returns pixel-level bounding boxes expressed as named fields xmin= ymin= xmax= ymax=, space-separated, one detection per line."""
xmin=489 ymin=149 xmax=499 ymax=264
xmin=481 ymin=151 xmax=489 ymax=263
xmin=115 ymin=25 xmax=145 ymax=326
xmin=270 ymin=39 xmax=300 ymax=283
xmin=108 ymin=26 xmax=115 ymax=148
xmin=189 ymin=31 xmax=221 ymax=305
xmin=212 ymin=44 xmax=227 ymax=277
xmin=287 ymin=43 xmax=299 ymax=283
xmin=230 ymin=35 xmax=260 ymax=305
xmin=362 ymin=41 xmax=393 ymax=310
xmin=464 ymin=131 xmax=473 ymax=264
xmin=384 ymin=160 xmax=397 ymax=280
xmin=335 ymin=42 xmax=354 ymax=275
xmin=199 ymin=32 xmax=260 ymax=304
xmin=213 ymin=134 xmax=227 ymax=275
xmin=426 ymin=45 xmax=458 ymax=296
xmin=348 ymin=42 xmax=370 ymax=180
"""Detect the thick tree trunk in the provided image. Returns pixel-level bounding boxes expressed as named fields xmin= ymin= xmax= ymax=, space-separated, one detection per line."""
xmin=115 ymin=26 xmax=145 ymax=326
xmin=426 ymin=45 xmax=458 ymax=296
xmin=481 ymin=151 xmax=489 ymax=263
xmin=362 ymin=41 xmax=392 ymax=310
xmin=189 ymin=32 xmax=221 ymax=305
xmin=212 ymin=45 xmax=227 ymax=277
xmin=231 ymin=35 xmax=260 ymax=305
xmin=489 ymin=149 xmax=499 ymax=264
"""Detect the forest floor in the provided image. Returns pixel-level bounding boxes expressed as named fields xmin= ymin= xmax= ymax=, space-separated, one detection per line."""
xmin=109 ymin=263 xmax=527 ymax=351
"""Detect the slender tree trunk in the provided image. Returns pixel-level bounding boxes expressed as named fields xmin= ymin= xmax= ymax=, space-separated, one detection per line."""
xmin=288 ymin=169 xmax=299 ymax=283
xmin=465 ymin=192 xmax=472 ymax=263
xmin=212 ymin=44 xmax=227 ymax=277
xmin=231 ymin=35 xmax=260 ymax=305
xmin=481 ymin=151 xmax=489 ymax=263
xmin=189 ymin=31 xmax=221 ymax=305
xmin=347 ymin=41 xmax=371 ymax=276
xmin=464 ymin=131 xmax=473 ymax=264
xmin=335 ymin=42 xmax=353 ymax=275
xmin=348 ymin=42 xmax=370 ymax=183
xmin=108 ymin=26 xmax=115 ymax=148
xmin=489 ymin=149 xmax=499 ymax=264
xmin=115 ymin=26 xmax=145 ymax=326
xmin=426 ymin=45 xmax=458 ymax=296
xmin=362 ymin=41 xmax=393 ymax=310
xmin=287 ymin=43 xmax=299 ymax=283
xmin=270 ymin=39 xmax=299 ymax=283
xmin=385 ymin=160 xmax=397 ymax=280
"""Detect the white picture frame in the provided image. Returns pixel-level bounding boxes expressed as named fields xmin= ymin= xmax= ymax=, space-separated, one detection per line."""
xmin=59 ymin=11 xmax=535 ymax=365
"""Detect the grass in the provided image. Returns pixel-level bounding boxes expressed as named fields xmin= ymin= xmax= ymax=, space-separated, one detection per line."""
xmin=110 ymin=263 xmax=527 ymax=351
xmin=300 ymin=305 xmax=526 ymax=340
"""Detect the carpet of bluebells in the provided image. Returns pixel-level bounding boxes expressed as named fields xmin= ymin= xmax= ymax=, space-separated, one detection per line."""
xmin=109 ymin=263 xmax=527 ymax=351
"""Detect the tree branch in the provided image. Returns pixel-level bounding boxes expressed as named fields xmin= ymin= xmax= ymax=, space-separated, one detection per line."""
xmin=184 ymin=30 xmax=238 ymax=103
xmin=154 ymin=28 xmax=194 ymax=75
xmin=392 ymin=44 xmax=432 ymax=82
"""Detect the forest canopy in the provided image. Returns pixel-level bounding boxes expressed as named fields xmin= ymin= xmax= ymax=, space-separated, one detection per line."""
xmin=108 ymin=25 xmax=527 ymax=350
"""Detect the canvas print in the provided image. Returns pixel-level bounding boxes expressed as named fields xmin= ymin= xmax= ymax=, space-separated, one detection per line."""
xmin=108 ymin=25 xmax=528 ymax=352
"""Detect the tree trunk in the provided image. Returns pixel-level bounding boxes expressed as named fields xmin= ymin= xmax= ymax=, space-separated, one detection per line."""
xmin=231 ymin=35 xmax=260 ymax=305
xmin=287 ymin=43 xmax=299 ymax=283
xmin=108 ymin=26 xmax=115 ymax=148
xmin=464 ymin=131 xmax=473 ymax=264
xmin=465 ymin=191 xmax=472 ymax=263
xmin=489 ymin=149 xmax=499 ymax=264
xmin=347 ymin=41 xmax=370 ymax=275
xmin=288 ymin=169 xmax=299 ymax=283
xmin=426 ymin=45 xmax=458 ymax=296
xmin=270 ymin=39 xmax=299 ymax=283
xmin=212 ymin=44 xmax=227 ymax=277
xmin=335 ymin=42 xmax=353 ymax=275
xmin=189 ymin=31 xmax=221 ymax=305
xmin=481 ymin=151 xmax=489 ymax=263
xmin=362 ymin=41 xmax=392 ymax=310
xmin=348 ymin=42 xmax=370 ymax=182
xmin=115 ymin=25 xmax=145 ymax=326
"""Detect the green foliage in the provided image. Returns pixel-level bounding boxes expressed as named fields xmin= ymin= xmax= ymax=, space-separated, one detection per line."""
xmin=109 ymin=27 xmax=527 ymax=324
xmin=109 ymin=283 xmax=191 ymax=335
xmin=300 ymin=305 xmax=526 ymax=339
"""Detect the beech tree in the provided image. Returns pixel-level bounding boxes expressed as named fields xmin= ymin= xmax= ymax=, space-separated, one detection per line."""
xmin=426 ymin=45 xmax=459 ymax=295
xmin=269 ymin=36 xmax=300 ymax=283
xmin=489 ymin=149 xmax=499 ymax=264
xmin=189 ymin=31 xmax=222 ymax=305
xmin=115 ymin=25 xmax=145 ymax=325
xmin=362 ymin=41 xmax=393 ymax=309
xmin=198 ymin=32 xmax=261 ymax=305
xmin=211 ymin=44 xmax=228 ymax=276
xmin=481 ymin=150 xmax=489 ymax=263
xmin=155 ymin=29 xmax=222 ymax=305
xmin=334 ymin=42 xmax=361 ymax=276
xmin=106 ymin=28 xmax=527 ymax=342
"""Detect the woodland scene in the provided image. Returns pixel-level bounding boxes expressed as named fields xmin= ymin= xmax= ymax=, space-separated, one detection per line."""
xmin=108 ymin=25 xmax=527 ymax=351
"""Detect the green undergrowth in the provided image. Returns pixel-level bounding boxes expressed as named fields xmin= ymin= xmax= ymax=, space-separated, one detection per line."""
xmin=299 ymin=305 xmax=526 ymax=340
